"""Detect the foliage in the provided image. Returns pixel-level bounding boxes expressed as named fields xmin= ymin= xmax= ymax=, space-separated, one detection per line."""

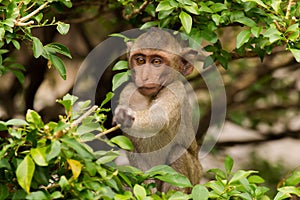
xmin=0 ymin=94 xmax=299 ymax=199
xmin=116 ymin=0 xmax=300 ymax=68
xmin=0 ymin=0 xmax=72 ymax=82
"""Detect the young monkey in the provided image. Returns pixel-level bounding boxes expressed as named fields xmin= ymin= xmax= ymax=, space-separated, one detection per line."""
xmin=113 ymin=28 xmax=202 ymax=192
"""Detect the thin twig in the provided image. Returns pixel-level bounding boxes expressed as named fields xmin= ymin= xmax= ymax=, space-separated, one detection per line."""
xmin=71 ymin=105 xmax=98 ymax=128
xmin=95 ymin=124 xmax=121 ymax=139
xmin=123 ymin=1 xmax=149 ymax=20
xmin=285 ymin=0 xmax=294 ymax=19
xmin=15 ymin=2 xmax=49 ymax=26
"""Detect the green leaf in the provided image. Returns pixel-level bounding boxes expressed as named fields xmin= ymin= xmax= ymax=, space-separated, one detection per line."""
xmin=112 ymin=60 xmax=128 ymax=71
xmin=26 ymin=191 xmax=48 ymax=200
xmin=205 ymin=180 xmax=224 ymax=195
xmin=271 ymin=0 xmax=282 ymax=13
xmin=96 ymin=151 xmax=120 ymax=164
xmin=234 ymin=17 xmax=256 ymax=27
xmin=12 ymin=190 xmax=27 ymax=200
xmin=242 ymin=0 xmax=268 ymax=8
xmin=183 ymin=5 xmax=199 ymax=15
xmin=286 ymin=171 xmax=300 ymax=186
xmin=26 ymin=109 xmax=44 ymax=128
xmin=224 ymin=155 xmax=234 ymax=175
xmin=278 ymin=186 xmax=300 ymax=197
xmin=58 ymin=176 xmax=69 ymax=189
xmin=0 ymin=184 xmax=9 ymax=200
xmin=0 ymin=158 xmax=11 ymax=170
xmin=179 ymin=11 xmax=192 ymax=34
xmin=201 ymin=30 xmax=218 ymax=44
xmin=12 ymin=40 xmax=20 ymax=50
xmin=236 ymin=29 xmax=251 ymax=49
xmin=110 ymin=135 xmax=134 ymax=151
xmin=57 ymin=22 xmax=70 ymax=35
xmin=210 ymin=3 xmax=227 ymax=13
xmin=229 ymin=170 xmax=257 ymax=184
xmin=133 ymin=184 xmax=147 ymax=200
xmin=16 ymin=155 xmax=35 ymax=194
xmin=45 ymin=43 xmax=72 ymax=58
xmin=48 ymin=54 xmax=67 ymax=80
xmin=11 ymin=69 xmax=25 ymax=85
xmin=192 ymin=184 xmax=209 ymax=200
xmin=100 ymin=92 xmax=114 ymax=108
xmin=112 ymin=71 xmax=130 ymax=91
xmin=57 ymin=93 xmax=78 ymax=112
xmin=61 ymin=137 xmax=94 ymax=160
xmin=156 ymin=173 xmax=192 ymax=188
xmin=264 ymin=27 xmax=282 ymax=43
xmin=290 ymin=48 xmax=300 ymax=62
xmin=0 ymin=28 xmax=5 ymax=41
xmin=140 ymin=21 xmax=159 ymax=30
xmin=156 ymin=1 xmax=174 ymax=12
xmin=251 ymin=26 xmax=262 ymax=38
xmin=33 ymin=166 xmax=49 ymax=186
xmin=207 ymin=168 xmax=226 ymax=179
xmin=50 ymin=191 xmax=64 ymax=199
xmin=46 ymin=140 xmax=61 ymax=161
xmin=5 ymin=118 xmax=28 ymax=126
xmin=248 ymin=175 xmax=265 ymax=183
xmin=32 ymin=37 xmax=44 ymax=58
xmin=274 ymin=191 xmax=291 ymax=200
xmin=31 ymin=147 xmax=48 ymax=166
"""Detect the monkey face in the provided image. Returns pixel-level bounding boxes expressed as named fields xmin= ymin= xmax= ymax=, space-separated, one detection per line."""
xmin=129 ymin=49 xmax=175 ymax=97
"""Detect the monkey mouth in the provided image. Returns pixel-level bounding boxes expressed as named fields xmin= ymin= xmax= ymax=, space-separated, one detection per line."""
xmin=138 ymin=85 xmax=162 ymax=96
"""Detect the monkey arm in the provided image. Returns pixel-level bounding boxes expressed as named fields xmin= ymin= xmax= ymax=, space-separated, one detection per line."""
xmin=128 ymin=81 xmax=185 ymax=137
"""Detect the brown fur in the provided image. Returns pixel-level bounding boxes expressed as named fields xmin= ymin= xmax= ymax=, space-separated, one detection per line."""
xmin=114 ymin=28 xmax=202 ymax=193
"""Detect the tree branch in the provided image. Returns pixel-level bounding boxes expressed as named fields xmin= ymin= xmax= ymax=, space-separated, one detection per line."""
xmin=15 ymin=2 xmax=49 ymax=26
xmin=123 ymin=1 xmax=149 ymax=20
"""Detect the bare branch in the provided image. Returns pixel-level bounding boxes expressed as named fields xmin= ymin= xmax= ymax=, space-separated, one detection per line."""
xmin=123 ymin=1 xmax=149 ymax=20
xmin=95 ymin=124 xmax=121 ymax=138
xmin=15 ymin=2 xmax=49 ymax=26
xmin=71 ymin=105 xmax=98 ymax=128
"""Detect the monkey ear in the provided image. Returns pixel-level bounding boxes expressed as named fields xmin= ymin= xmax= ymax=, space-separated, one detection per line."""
xmin=127 ymin=41 xmax=134 ymax=51
xmin=180 ymin=48 xmax=198 ymax=76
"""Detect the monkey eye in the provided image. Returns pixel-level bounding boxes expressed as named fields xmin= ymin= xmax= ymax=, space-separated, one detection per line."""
xmin=136 ymin=57 xmax=145 ymax=65
xmin=152 ymin=58 xmax=162 ymax=66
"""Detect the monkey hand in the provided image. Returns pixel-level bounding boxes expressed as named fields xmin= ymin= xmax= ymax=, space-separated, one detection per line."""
xmin=113 ymin=106 xmax=135 ymax=128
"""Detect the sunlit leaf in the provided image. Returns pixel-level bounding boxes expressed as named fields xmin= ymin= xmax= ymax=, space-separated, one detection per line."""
xmin=46 ymin=140 xmax=61 ymax=161
xmin=16 ymin=155 xmax=35 ymax=194
xmin=110 ymin=135 xmax=134 ymax=151
xmin=67 ymin=159 xmax=82 ymax=179
xmin=57 ymin=22 xmax=70 ymax=35
xmin=236 ymin=29 xmax=251 ymax=49
xmin=5 ymin=119 xmax=28 ymax=126
xmin=290 ymin=48 xmax=300 ymax=62
xmin=192 ymin=184 xmax=209 ymax=200
xmin=30 ymin=147 xmax=48 ymax=166
xmin=26 ymin=109 xmax=44 ymax=128
xmin=112 ymin=71 xmax=130 ymax=91
xmin=179 ymin=11 xmax=192 ymax=34
xmin=133 ymin=184 xmax=146 ymax=200
xmin=112 ymin=60 xmax=128 ymax=71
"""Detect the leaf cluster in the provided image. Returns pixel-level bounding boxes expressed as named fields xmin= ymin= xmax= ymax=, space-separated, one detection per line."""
xmin=117 ymin=0 xmax=300 ymax=68
xmin=0 ymin=94 xmax=299 ymax=199
xmin=0 ymin=0 xmax=71 ymax=82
